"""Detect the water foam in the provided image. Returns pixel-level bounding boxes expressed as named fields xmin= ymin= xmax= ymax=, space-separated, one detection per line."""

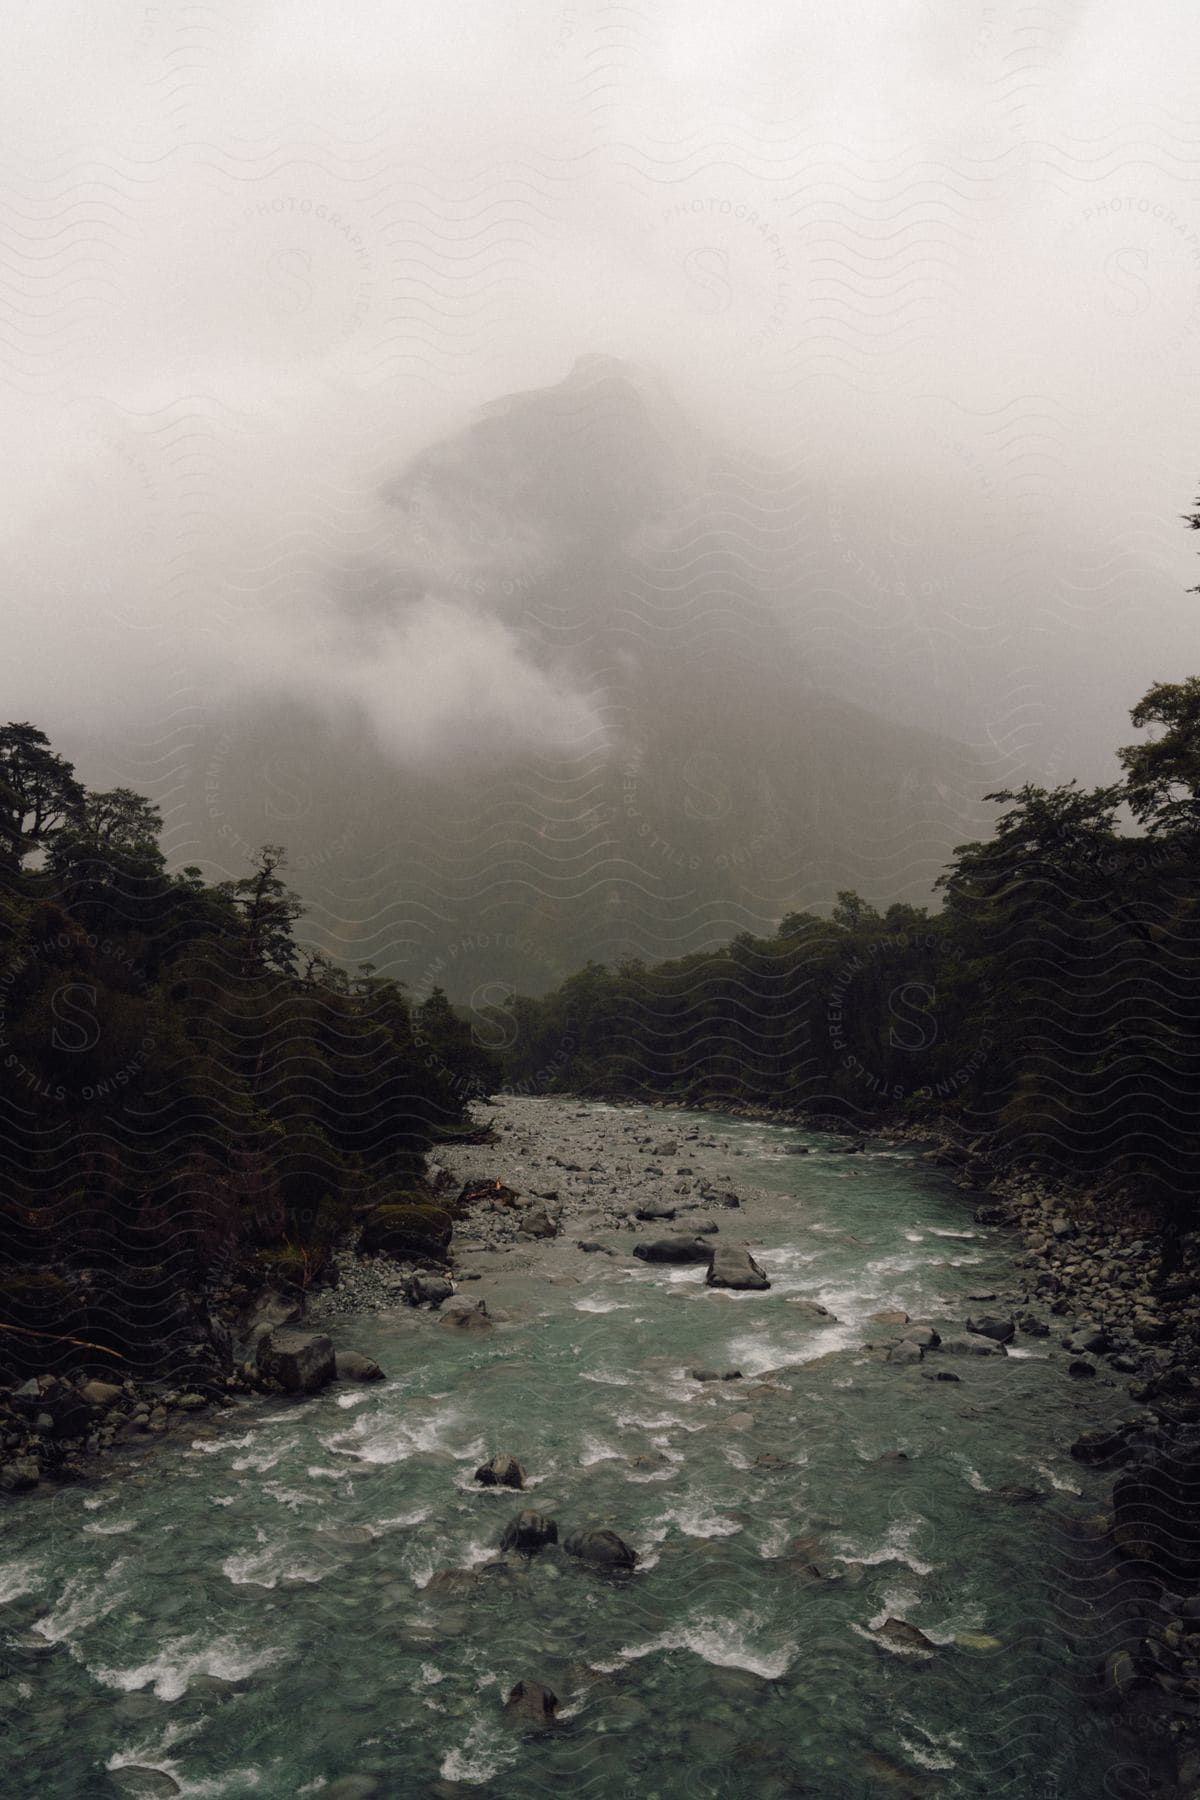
xmin=0 ymin=1557 xmax=44 ymax=1603
xmin=94 ymin=1631 xmax=285 ymax=1700
xmin=598 ymin=1617 xmax=793 ymax=1680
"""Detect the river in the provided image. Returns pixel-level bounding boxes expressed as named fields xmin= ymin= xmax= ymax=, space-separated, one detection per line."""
xmin=0 ymin=1098 xmax=1139 ymax=1798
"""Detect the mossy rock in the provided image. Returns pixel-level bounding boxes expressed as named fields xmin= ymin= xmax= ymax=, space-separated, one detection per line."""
xmin=253 ymin=1245 xmax=328 ymax=1287
xmin=360 ymin=1203 xmax=452 ymax=1262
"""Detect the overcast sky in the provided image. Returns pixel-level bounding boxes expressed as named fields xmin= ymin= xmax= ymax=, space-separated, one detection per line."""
xmin=3 ymin=0 xmax=1200 ymax=803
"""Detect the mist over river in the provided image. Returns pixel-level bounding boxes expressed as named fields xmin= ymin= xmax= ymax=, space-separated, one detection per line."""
xmin=0 ymin=1099 xmax=1139 ymax=1798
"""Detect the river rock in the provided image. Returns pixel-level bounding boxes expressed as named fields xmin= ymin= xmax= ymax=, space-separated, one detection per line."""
xmin=500 ymin=1510 xmax=558 ymax=1552
xmin=1071 ymin=1427 xmax=1133 ymax=1466
xmin=938 ymin=1333 xmax=1007 ymax=1357
xmin=188 ymin=1674 xmax=240 ymax=1704
xmin=424 ymin=1568 xmax=483 ymax=1596
xmin=519 ymin=1210 xmax=558 ymax=1238
xmin=872 ymin=1617 xmax=936 ymax=1655
xmin=634 ymin=1236 xmax=714 ymax=1264
xmin=1099 ymin=1648 xmax=1140 ymax=1702
xmin=870 ymin=1310 xmax=909 ymax=1326
xmin=1065 ymin=1323 xmax=1109 ymax=1354
xmin=406 ymin=1274 xmax=454 ymax=1307
xmin=576 ymin=1240 xmax=615 ymax=1255
xmin=238 ymin=1286 xmax=303 ymax=1356
xmin=109 ymin=1771 xmax=182 ymax=1797
xmin=475 ymin=1454 xmax=526 ymax=1489
xmin=257 ymin=1329 xmax=335 ymax=1394
xmin=79 ymin=1379 xmax=123 ymax=1409
xmin=335 ymin=1352 xmax=385 ymax=1382
xmin=886 ymin=1341 xmax=924 ymax=1364
xmin=706 ymin=1246 xmax=770 ymax=1290
xmin=689 ymin=1368 xmax=742 ymax=1381
xmin=786 ymin=1299 xmax=836 ymax=1321
xmin=0 ymin=1458 xmax=40 ymax=1493
xmin=636 ymin=1203 xmax=676 ymax=1221
xmin=504 ymin=1679 xmax=558 ymax=1724
xmin=564 ymin=1526 xmax=638 ymax=1571
xmin=439 ymin=1299 xmax=493 ymax=1333
xmin=964 ymin=1315 xmax=1015 ymax=1344
xmin=905 ymin=1326 xmax=940 ymax=1348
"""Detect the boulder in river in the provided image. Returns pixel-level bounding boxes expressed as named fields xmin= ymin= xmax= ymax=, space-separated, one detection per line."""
xmin=576 ymin=1240 xmax=615 ymax=1255
xmin=335 ymin=1351 xmax=385 ymax=1382
xmin=500 ymin=1510 xmax=558 ymax=1552
xmin=405 ymin=1274 xmax=454 ymax=1308
xmin=475 ymin=1454 xmax=526 ymax=1489
xmin=519 ymin=1209 xmax=558 ymax=1238
xmin=872 ymin=1616 xmax=936 ymax=1655
xmin=786 ymin=1298 xmax=836 ymax=1321
xmin=504 ymin=1679 xmax=558 ymax=1725
xmin=257 ymin=1329 xmax=335 ymax=1394
xmin=886 ymin=1341 xmax=924 ymax=1364
xmin=964 ymin=1315 xmax=1015 ymax=1344
xmin=633 ymin=1236 xmax=714 ymax=1265
xmin=905 ymin=1325 xmax=940 ymax=1349
xmin=108 ymin=1770 xmax=182 ymax=1797
xmin=706 ymin=1246 xmax=770 ymax=1290
xmin=438 ymin=1300 xmax=493 ymax=1333
xmin=937 ymin=1333 xmax=1007 ymax=1357
xmin=564 ymin=1526 xmax=639 ymax=1571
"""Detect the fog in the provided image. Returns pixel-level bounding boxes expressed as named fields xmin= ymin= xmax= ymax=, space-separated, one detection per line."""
xmin=2 ymin=0 xmax=1199 ymax=983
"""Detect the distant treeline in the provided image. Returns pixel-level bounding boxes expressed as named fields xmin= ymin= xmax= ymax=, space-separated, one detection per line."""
xmin=0 ymin=724 xmax=498 ymax=1368
xmin=496 ymin=677 xmax=1200 ymax=1232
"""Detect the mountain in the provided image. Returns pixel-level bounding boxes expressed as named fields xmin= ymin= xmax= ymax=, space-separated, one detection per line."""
xmin=142 ymin=356 xmax=993 ymax=1002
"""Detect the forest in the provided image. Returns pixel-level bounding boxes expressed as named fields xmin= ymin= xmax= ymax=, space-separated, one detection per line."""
xmin=2 ymin=668 xmax=1197 ymax=1375
xmin=497 ymin=676 xmax=1200 ymax=1240
xmin=0 ymin=731 xmax=498 ymax=1372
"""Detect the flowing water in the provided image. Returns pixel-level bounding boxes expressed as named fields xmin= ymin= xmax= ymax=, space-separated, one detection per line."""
xmin=0 ymin=1100 xmax=1136 ymax=1798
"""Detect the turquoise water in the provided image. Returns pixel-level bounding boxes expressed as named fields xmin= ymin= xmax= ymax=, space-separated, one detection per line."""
xmin=0 ymin=1101 xmax=1136 ymax=1798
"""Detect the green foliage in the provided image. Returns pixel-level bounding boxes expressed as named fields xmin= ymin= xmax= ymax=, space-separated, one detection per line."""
xmin=498 ymin=675 xmax=1200 ymax=1231
xmin=0 ymin=732 xmax=497 ymax=1362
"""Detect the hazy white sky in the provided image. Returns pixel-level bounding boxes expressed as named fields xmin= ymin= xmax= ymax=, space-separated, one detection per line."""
xmin=3 ymin=0 xmax=1200 ymax=791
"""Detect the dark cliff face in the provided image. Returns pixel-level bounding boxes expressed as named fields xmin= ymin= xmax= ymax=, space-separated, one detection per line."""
xmin=172 ymin=356 xmax=990 ymax=997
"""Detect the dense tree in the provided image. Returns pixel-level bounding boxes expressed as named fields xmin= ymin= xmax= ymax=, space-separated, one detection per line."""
xmin=0 ymin=742 xmax=498 ymax=1376
xmin=499 ymin=674 xmax=1200 ymax=1248
xmin=0 ymin=723 xmax=85 ymax=873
